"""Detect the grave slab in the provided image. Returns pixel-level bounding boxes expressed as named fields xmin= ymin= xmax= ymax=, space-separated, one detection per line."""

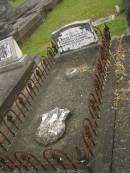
xmin=0 ymin=56 xmax=38 ymax=122
xmin=4 ymin=44 xmax=99 ymax=167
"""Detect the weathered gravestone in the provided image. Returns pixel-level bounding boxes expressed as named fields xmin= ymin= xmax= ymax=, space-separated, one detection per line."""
xmin=0 ymin=0 xmax=63 ymax=42
xmin=0 ymin=37 xmax=27 ymax=73
xmin=51 ymin=19 xmax=98 ymax=54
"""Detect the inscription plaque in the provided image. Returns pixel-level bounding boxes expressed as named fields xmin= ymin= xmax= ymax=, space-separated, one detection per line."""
xmin=0 ymin=37 xmax=26 ymax=73
xmin=52 ymin=20 xmax=98 ymax=54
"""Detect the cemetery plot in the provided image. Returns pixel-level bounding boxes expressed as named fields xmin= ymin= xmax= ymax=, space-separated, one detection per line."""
xmin=0 ymin=25 xmax=129 ymax=173
xmin=4 ymin=45 xmax=98 ymax=164
xmin=0 ymin=0 xmax=63 ymax=44
xmin=0 ymin=26 xmax=112 ymax=173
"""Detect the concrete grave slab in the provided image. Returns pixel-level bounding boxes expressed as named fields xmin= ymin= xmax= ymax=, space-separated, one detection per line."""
xmin=1 ymin=44 xmax=99 ymax=169
xmin=0 ymin=55 xmax=39 ymax=123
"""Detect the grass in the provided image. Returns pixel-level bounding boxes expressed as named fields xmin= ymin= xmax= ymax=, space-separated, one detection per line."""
xmin=17 ymin=0 xmax=127 ymax=56
xmin=11 ymin=0 xmax=25 ymax=7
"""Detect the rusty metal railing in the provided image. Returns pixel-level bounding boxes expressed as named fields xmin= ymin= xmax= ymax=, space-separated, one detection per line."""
xmin=0 ymin=47 xmax=56 ymax=154
xmin=82 ymin=24 xmax=111 ymax=161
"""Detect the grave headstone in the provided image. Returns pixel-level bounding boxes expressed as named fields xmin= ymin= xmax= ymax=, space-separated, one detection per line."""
xmin=51 ymin=20 xmax=98 ymax=54
xmin=0 ymin=37 xmax=27 ymax=73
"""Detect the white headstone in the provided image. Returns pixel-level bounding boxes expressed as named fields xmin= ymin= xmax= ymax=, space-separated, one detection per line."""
xmin=0 ymin=37 xmax=26 ymax=73
xmin=52 ymin=20 xmax=98 ymax=54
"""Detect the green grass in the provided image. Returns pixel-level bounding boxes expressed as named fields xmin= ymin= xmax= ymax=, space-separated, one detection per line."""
xmin=21 ymin=0 xmax=127 ymax=56
xmin=11 ymin=0 xmax=25 ymax=7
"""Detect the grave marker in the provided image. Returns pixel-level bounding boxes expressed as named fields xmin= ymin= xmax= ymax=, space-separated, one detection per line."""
xmin=52 ymin=19 xmax=98 ymax=54
xmin=0 ymin=37 xmax=27 ymax=73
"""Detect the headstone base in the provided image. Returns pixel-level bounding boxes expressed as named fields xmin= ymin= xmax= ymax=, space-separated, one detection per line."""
xmin=0 ymin=55 xmax=27 ymax=73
